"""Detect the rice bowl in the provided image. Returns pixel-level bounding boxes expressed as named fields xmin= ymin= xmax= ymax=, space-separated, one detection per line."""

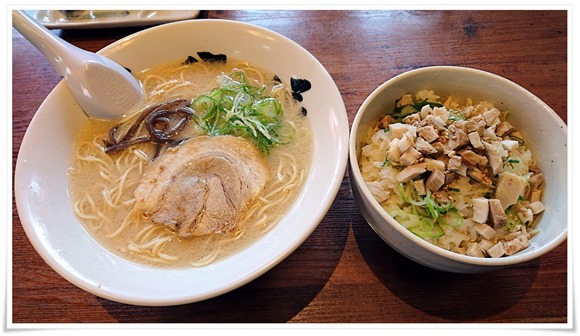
xmin=349 ymin=66 xmax=567 ymax=273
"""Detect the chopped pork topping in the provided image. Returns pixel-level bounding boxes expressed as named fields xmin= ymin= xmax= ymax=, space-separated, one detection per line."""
xmin=415 ymin=137 xmax=438 ymax=154
xmin=496 ymin=121 xmax=515 ymax=136
xmin=467 ymin=131 xmax=485 ymax=150
xmin=465 ymin=114 xmax=487 ymax=134
xmin=504 ymin=226 xmax=530 ymax=256
xmin=413 ymin=179 xmax=426 ymax=195
xmin=527 ymin=201 xmax=545 ymax=215
xmin=488 ymin=199 xmax=507 ymax=228
xmin=359 ymin=90 xmax=545 ymax=258
xmin=390 ymin=123 xmax=411 ymax=139
xmin=418 ymin=125 xmax=439 ymax=143
xmin=466 ymin=242 xmax=485 ymax=257
xmin=399 ymin=146 xmax=422 ymax=166
xmin=483 ymin=108 xmax=501 ymax=126
xmin=447 ymin=155 xmax=462 ymax=172
xmin=483 ymin=141 xmax=503 ymax=174
xmin=495 ymin=171 xmax=527 ymax=209
xmin=472 ymin=198 xmax=490 ymax=224
xmin=444 ymin=124 xmax=469 ymax=153
xmin=395 ymin=163 xmax=427 ymax=182
xmin=424 ymin=158 xmax=445 ymax=171
xmin=426 ymin=169 xmax=445 ymax=192
xmin=473 ymin=223 xmax=495 ymax=240
xmin=528 ymin=173 xmax=545 ymax=190
xmin=460 ymin=150 xmax=488 ymax=167
xmin=487 ymin=242 xmax=506 ymax=258
xmin=467 ymin=168 xmax=493 ymax=186
xmin=504 ymin=235 xmax=529 ymax=256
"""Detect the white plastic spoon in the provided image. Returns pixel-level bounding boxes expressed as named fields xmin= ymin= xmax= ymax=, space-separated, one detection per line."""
xmin=12 ymin=10 xmax=143 ymax=119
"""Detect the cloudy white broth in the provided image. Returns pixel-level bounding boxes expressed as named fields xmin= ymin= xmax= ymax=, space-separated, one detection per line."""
xmin=68 ymin=54 xmax=313 ymax=268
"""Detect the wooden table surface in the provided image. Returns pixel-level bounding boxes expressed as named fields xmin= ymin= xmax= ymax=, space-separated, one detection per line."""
xmin=11 ymin=10 xmax=568 ymax=325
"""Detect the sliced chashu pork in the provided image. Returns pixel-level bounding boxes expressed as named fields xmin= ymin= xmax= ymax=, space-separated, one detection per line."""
xmin=134 ymin=135 xmax=270 ymax=237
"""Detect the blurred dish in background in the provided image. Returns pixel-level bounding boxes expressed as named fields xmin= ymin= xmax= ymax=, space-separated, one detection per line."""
xmin=34 ymin=10 xmax=201 ymax=29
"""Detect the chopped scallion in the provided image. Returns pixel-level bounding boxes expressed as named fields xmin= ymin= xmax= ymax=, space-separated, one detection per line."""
xmin=190 ymin=70 xmax=288 ymax=152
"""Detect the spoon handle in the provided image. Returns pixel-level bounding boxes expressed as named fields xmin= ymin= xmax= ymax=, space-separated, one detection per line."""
xmin=12 ymin=10 xmax=144 ymax=119
xmin=12 ymin=10 xmax=81 ymax=77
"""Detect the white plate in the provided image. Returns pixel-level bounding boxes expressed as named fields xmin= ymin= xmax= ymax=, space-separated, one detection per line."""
xmin=35 ymin=10 xmax=200 ymax=29
xmin=14 ymin=19 xmax=349 ymax=306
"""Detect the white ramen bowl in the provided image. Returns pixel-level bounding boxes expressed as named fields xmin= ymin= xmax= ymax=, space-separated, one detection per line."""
xmin=15 ymin=19 xmax=349 ymax=305
xmin=349 ymin=66 xmax=567 ymax=273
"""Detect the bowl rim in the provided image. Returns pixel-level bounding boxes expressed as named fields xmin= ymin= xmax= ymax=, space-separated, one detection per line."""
xmin=349 ymin=65 xmax=567 ymax=267
xmin=14 ymin=18 xmax=349 ymax=305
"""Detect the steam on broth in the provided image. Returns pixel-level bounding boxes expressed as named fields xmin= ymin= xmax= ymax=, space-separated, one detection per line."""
xmin=68 ymin=54 xmax=313 ymax=268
